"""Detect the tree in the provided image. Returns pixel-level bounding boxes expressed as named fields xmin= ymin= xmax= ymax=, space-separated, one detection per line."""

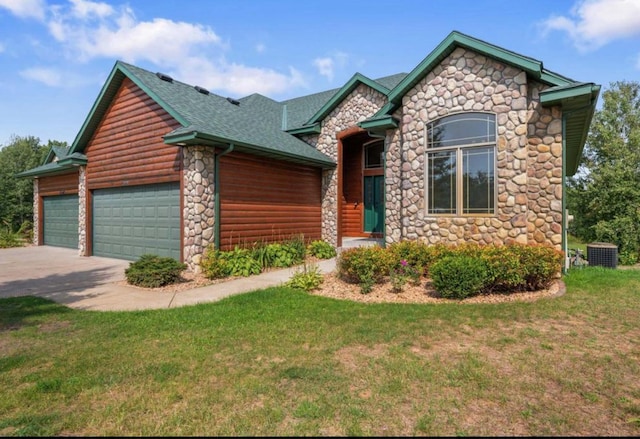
xmin=0 ymin=136 xmax=55 ymax=232
xmin=567 ymin=81 xmax=640 ymax=264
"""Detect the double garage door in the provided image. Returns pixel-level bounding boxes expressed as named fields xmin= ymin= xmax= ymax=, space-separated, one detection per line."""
xmin=92 ymin=183 xmax=180 ymax=261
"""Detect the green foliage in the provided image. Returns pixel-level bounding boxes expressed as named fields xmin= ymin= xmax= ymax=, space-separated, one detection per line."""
xmin=125 ymin=254 xmax=186 ymax=288
xmin=263 ymin=243 xmax=300 ymax=268
xmin=220 ymin=246 xmax=262 ymax=277
xmin=389 ymin=259 xmax=421 ymax=293
xmin=285 ymin=263 xmax=324 ymax=292
xmin=200 ymin=246 xmax=230 ymax=279
xmin=307 ymin=240 xmax=336 ymax=259
xmin=567 ymin=81 xmax=640 ymax=263
xmin=0 ymin=136 xmax=56 ymax=231
xmin=430 ymin=255 xmax=491 ymax=300
xmin=337 ymin=246 xmax=394 ymax=293
xmin=0 ymin=220 xmax=31 ymax=248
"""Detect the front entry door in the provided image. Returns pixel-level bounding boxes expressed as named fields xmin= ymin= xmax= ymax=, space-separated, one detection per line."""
xmin=363 ymin=175 xmax=384 ymax=233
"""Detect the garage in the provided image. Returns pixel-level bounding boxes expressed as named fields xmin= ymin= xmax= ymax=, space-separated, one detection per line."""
xmin=92 ymin=182 xmax=181 ymax=261
xmin=43 ymin=194 xmax=79 ymax=249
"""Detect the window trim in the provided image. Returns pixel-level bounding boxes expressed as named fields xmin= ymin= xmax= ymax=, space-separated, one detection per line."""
xmin=424 ymin=112 xmax=497 ymax=217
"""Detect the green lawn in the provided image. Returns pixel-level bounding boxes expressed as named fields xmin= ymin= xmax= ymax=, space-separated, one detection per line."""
xmin=1 ymin=267 xmax=639 ymax=436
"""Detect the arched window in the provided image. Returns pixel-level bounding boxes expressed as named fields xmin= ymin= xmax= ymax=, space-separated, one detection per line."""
xmin=425 ymin=113 xmax=496 ymax=215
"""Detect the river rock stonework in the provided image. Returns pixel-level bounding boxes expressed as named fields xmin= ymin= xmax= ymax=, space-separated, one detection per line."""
xmin=385 ymin=47 xmax=563 ymax=248
xmin=78 ymin=166 xmax=87 ymax=255
xmin=32 ymin=179 xmax=39 ymax=245
xmin=182 ymin=146 xmax=215 ymax=272
xmin=311 ymin=84 xmax=387 ymax=246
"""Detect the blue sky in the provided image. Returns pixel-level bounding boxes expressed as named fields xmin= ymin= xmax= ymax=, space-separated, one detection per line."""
xmin=1 ymin=0 xmax=639 ymax=146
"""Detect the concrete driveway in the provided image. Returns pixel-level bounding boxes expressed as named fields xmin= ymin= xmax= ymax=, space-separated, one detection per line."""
xmin=0 ymin=246 xmax=135 ymax=310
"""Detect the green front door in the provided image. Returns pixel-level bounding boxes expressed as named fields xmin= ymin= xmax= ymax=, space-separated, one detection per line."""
xmin=363 ymin=175 xmax=384 ymax=233
xmin=43 ymin=194 xmax=79 ymax=249
xmin=92 ymin=183 xmax=180 ymax=261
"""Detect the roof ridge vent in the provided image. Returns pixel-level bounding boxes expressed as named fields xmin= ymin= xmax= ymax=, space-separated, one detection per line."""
xmin=226 ymin=97 xmax=240 ymax=106
xmin=156 ymin=72 xmax=173 ymax=83
xmin=194 ymin=85 xmax=210 ymax=95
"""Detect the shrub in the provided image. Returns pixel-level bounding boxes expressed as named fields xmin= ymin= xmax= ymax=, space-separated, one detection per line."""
xmin=337 ymin=246 xmax=393 ymax=293
xmin=263 ymin=243 xmax=301 ymax=268
xmin=200 ymin=246 xmax=230 ymax=279
xmin=125 ymin=254 xmax=186 ymax=288
xmin=222 ymin=246 xmax=262 ymax=277
xmin=286 ymin=263 xmax=324 ymax=292
xmin=480 ymin=245 xmax=525 ymax=293
xmin=512 ymin=244 xmax=564 ymax=290
xmin=307 ymin=240 xmax=336 ymax=259
xmin=430 ymin=255 xmax=491 ymax=300
xmin=387 ymin=241 xmax=432 ymax=276
xmin=389 ymin=259 xmax=421 ymax=293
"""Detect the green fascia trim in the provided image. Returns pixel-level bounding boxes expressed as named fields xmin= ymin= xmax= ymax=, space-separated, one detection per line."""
xmin=16 ymin=163 xmax=78 ymax=178
xmin=56 ymin=156 xmax=87 ymax=166
xmin=164 ymin=131 xmax=336 ymax=169
xmin=305 ymin=73 xmax=391 ymax=125
xmin=358 ymin=116 xmax=399 ymax=131
xmin=42 ymin=148 xmax=58 ymax=166
xmin=286 ymin=124 xmax=321 ymax=135
xmin=540 ymin=83 xmax=600 ymax=107
xmin=386 ymin=30 xmax=572 ymax=109
xmin=69 ymin=62 xmax=188 ymax=155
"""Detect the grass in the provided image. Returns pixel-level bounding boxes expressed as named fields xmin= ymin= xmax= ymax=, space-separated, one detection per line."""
xmin=1 ymin=267 xmax=639 ymax=436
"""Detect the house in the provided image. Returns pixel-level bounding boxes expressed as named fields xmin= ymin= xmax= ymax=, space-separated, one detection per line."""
xmin=19 ymin=31 xmax=600 ymax=271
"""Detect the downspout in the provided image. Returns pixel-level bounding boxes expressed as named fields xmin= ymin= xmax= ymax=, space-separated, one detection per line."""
xmin=214 ymin=143 xmax=235 ymax=250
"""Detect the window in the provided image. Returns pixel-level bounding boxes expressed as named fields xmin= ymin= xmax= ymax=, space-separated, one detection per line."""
xmin=425 ymin=113 xmax=496 ymax=215
xmin=364 ymin=140 xmax=384 ymax=169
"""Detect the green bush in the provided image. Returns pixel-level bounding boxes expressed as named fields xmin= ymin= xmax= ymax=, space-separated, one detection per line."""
xmin=200 ymin=246 xmax=230 ymax=279
xmin=125 ymin=254 xmax=186 ymax=288
xmin=430 ymin=255 xmax=491 ymax=300
xmin=307 ymin=240 xmax=336 ymax=259
xmin=337 ymin=246 xmax=393 ymax=293
xmin=512 ymin=244 xmax=564 ymax=290
xmin=222 ymin=246 xmax=262 ymax=277
xmin=286 ymin=263 xmax=324 ymax=292
xmin=264 ymin=243 xmax=300 ymax=268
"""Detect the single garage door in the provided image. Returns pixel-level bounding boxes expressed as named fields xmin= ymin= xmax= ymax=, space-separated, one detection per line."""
xmin=43 ymin=194 xmax=79 ymax=249
xmin=92 ymin=182 xmax=180 ymax=261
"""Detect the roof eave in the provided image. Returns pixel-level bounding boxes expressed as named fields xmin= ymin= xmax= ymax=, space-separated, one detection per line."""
xmin=541 ymin=83 xmax=600 ymax=176
xmin=286 ymin=124 xmax=321 ymax=135
xmin=358 ymin=116 xmax=399 ymax=135
xmin=385 ymin=31 xmax=573 ymax=112
xmin=164 ymin=131 xmax=336 ymax=169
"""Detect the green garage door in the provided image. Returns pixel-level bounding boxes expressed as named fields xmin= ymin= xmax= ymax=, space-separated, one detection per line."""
xmin=92 ymin=183 xmax=181 ymax=261
xmin=43 ymin=194 xmax=79 ymax=249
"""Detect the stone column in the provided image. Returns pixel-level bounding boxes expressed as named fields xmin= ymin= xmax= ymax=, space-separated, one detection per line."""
xmin=32 ymin=179 xmax=40 ymax=245
xmin=182 ymin=146 xmax=215 ymax=272
xmin=78 ymin=166 xmax=87 ymax=255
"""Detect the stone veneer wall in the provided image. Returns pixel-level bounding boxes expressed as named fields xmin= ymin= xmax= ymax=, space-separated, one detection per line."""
xmin=182 ymin=146 xmax=215 ymax=272
xmin=78 ymin=166 xmax=87 ymax=255
xmin=385 ymin=47 xmax=563 ymax=248
xmin=312 ymin=84 xmax=387 ymax=246
xmin=32 ymin=179 xmax=39 ymax=245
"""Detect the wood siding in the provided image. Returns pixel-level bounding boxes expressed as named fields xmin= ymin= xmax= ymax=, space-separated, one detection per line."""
xmin=85 ymin=77 xmax=182 ymax=190
xmin=341 ymin=145 xmax=363 ymax=236
xmin=39 ymin=172 xmax=79 ymax=196
xmin=219 ymin=152 xmax=322 ymax=249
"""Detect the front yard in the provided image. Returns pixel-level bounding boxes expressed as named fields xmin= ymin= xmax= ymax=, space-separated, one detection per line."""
xmin=1 ymin=266 xmax=639 ymax=436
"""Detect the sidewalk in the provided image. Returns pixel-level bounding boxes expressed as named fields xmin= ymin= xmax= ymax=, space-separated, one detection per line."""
xmin=60 ymin=257 xmax=338 ymax=312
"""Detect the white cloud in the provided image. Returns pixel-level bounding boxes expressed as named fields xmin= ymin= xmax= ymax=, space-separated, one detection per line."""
xmin=173 ymin=57 xmax=306 ymax=96
xmin=255 ymin=43 xmax=266 ymax=53
xmin=21 ymin=67 xmax=62 ymax=86
xmin=313 ymin=57 xmax=334 ymax=81
xmin=313 ymin=51 xmax=349 ymax=81
xmin=0 ymin=0 xmax=46 ymax=20
xmin=541 ymin=0 xmax=640 ymax=51
xmin=39 ymin=1 xmax=306 ymax=96
xmin=69 ymin=0 xmax=113 ymax=19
